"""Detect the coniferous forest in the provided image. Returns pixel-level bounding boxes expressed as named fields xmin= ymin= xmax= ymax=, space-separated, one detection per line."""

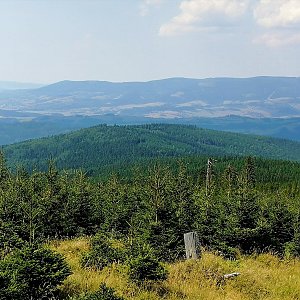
xmin=1 ymin=131 xmax=300 ymax=299
xmin=3 ymin=124 xmax=300 ymax=175
xmin=4 ymin=0 xmax=300 ymax=298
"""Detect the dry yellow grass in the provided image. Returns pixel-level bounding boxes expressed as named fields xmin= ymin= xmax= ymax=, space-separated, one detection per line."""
xmin=50 ymin=238 xmax=300 ymax=300
xmin=49 ymin=238 xmax=132 ymax=298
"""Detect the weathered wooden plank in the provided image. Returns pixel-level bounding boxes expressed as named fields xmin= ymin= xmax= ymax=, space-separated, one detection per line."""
xmin=223 ymin=272 xmax=240 ymax=279
xmin=184 ymin=231 xmax=200 ymax=259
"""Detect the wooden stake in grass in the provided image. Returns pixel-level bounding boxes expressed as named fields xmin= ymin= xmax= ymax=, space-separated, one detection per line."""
xmin=184 ymin=232 xmax=200 ymax=259
xmin=206 ymin=158 xmax=213 ymax=196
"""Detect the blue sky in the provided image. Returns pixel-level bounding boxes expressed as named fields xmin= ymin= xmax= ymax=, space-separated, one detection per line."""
xmin=1 ymin=0 xmax=300 ymax=83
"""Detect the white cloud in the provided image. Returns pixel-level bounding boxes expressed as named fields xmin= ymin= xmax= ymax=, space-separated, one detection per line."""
xmin=254 ymin=0 xmax=300 ymax=28
xmin=254 ymin=32 xmax=300 ymax=47
xmin=253 ymin=0 xmax=300 ymax=46
xmin=140 ymin=0 xmax=164 ymax=16
xmin=159 ymin=0 xmax=249 ymax=36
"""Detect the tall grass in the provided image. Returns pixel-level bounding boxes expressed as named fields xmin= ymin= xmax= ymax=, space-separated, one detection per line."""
xmin=50 ymin=238 xmax=300 ymax=300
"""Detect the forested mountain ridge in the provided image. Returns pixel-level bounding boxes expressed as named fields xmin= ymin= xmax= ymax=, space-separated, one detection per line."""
xmin=3 ymin=123 xmax=300 ymax=173
xmin=2 ymin=115 xmax=300 ymax=146
xmin=1 ymin=77 xmax=300 ymax=145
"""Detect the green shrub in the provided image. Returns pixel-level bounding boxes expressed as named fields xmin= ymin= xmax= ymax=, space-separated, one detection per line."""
xmin=0 ymin=221 xmax=24 ymax=259
xmin=284 ymin=239 xmax=300 ymax=259
xmin=0 ymin=244 xmax=71 ymax=300
xmin=81 ymin=232 xmax=168 ymax=285
xmin=128 ymin=244 xmax=168 ymax=284
xmin=73 ymin=283 xmax=125 ymax=300
xmin=81 ymin=232 xmax=126 ymax=270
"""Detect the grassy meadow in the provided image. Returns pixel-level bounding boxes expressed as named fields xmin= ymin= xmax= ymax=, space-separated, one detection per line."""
xmin=51 ymin=238 xmax=300 ymax=300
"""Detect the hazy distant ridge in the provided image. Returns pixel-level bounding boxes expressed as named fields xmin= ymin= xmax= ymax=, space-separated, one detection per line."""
xmin=1 ymin=77 xmax=300 ymax=146
xmin=0 ymin=81 xmax=44 ymax=90
xmin=0 ymin=77 xmax=300 ymax=118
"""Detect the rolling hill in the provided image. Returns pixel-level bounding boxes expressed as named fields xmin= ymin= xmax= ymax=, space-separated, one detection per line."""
xmin=1 ymin=77 xmax=300 ymax=119
xmin=1 ymin=115 xmax=300 ymax=146
xmin=3 ymin=124 xmax=300 ymax=174
xmin=1 ymin=76 xmax=300 ymax=145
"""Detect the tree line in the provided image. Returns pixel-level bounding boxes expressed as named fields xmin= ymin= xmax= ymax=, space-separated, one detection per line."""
xmin=1 ymin=151 xmax=300 ymax=259
xmin=4 ymin=124 xmax=300 ymax=176
xmin=1 ymin=150 xmax=300 ymax=298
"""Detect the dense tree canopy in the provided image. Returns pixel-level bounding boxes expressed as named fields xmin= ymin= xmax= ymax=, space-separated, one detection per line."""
xmin=1 ymin=150 xmax=300 ymax=260
xmin=3 ymin=124 xmax=300 ymax=177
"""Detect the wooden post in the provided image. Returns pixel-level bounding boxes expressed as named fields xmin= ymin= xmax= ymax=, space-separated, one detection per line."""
xmin=184 ymin=231 xmax=200 ymax=259
xmin=206 ymin=158 xmax=213 ymax=196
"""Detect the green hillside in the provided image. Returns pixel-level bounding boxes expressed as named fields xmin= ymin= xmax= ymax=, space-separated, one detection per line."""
xmin=3 ymin=124 xmax=300 ymax=173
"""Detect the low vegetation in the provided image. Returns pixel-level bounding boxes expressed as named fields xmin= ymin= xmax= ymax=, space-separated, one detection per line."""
xmin=51 ymin=238 xmax=300 ymax=300
xmin=0 ymin=244 xmax=71 ymax=300
xmin=1 ymin=147 xmax=300 ymax=299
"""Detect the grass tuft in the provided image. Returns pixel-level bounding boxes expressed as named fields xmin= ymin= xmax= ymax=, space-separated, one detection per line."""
xmin=51 ymin=238 xmax=300 ymax=300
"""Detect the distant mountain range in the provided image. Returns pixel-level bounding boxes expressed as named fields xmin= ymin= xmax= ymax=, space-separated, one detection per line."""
xmin=1 ymin=77 xmax=300 ymax=118
xmin=4 ymin=124 xmax=300 ymax=174
xmin=0 ymin=81 xmax=44 ymax=91
xmin=0 ymin=77 xmax=300 ymax=144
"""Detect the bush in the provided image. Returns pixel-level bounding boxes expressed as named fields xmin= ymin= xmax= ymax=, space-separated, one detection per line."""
xmin=284 ymin=240 xmax=300 ymax=259
xmin=73 ymin=283 xmax=125 ymax=300
xmin=0 ymin=221 xmax=24 ymax=259
xmin=128 ymin=244 xmax=168 ymax=284
xmin=81 ymin=232 xmax=126 ymax=270
xmin=81 ymin=233 xmax=168 ymax=285
xmin=0 ymin=244 xmax=71 ymax=300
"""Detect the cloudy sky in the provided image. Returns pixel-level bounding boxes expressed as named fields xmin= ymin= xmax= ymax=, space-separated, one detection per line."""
xmin=1 ymin=0 xmax=300 ymax=83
